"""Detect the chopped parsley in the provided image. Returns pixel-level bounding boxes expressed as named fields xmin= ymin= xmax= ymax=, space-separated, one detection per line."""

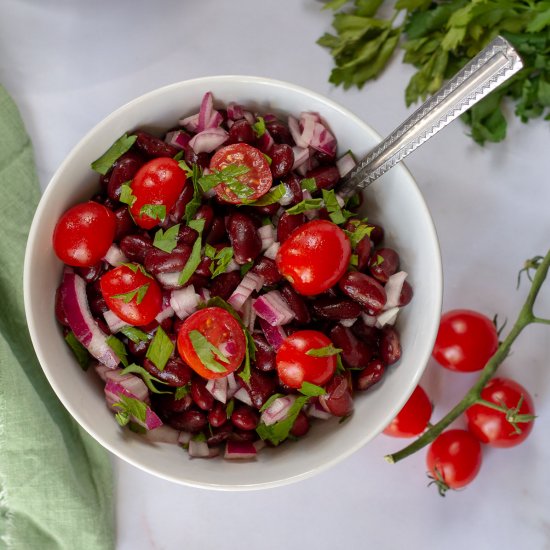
xmin=140 ymin=204 xmax=166 ymax=222
xmin=145 ymin=326 xmax=174 ymax=371
xmin=256 ymin=396 xmax=309 ymax=445
xmin=112 ymin=394 xmax=147 ymax=427
xmin=64 ymin=331 xmax=90 ymax=370
xmin=300 ymin=177 xmax=317 ymax=192
xmin=111 ymin=283 xmax=150 ymax=305
xmin=199 ymin=165 xmax=253 ymax=200
xmin=153 ymin=224 xmax=180 ymax=253
xmin=252 ymin=116 xmax=266 ymax=137
xmin=188 ymin=330 xmax=229 ymax=374
xmin=120 ymin=363 xmax=171 ymax=394
xmin=243 ymin=183 xmax=286 ymax=206
xmin=174 ymin=384 xmax=191 ymax=400
xmin=106 ymin=335 xmax=129 ymax=366
xmin=91 ymin=133 xmax=137 ymax=175
xmin=306 ymin=344 xmax=343 ymax=357
xmin=286 ymin=198 xmax=324 ymax=215
xmin=298 ymin=382 xmax=327 ymax=397
xmin=119 ymin=182 xmax=136 ymax=206
xmin=178 ymin=218 xmax=205 ymax=286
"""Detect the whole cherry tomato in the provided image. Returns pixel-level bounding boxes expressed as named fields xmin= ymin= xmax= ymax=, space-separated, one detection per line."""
xmin=209 ymin=143 xmax=273 ymax=204
xmin=432 ymin=309 xmax=498 ymax=372
xmin=129 ymin=157 xmax=187 ymax=229
xmin=177 ymin=307 xmax=246 ymax=380
xmin=426 ymin=429 xmax=482 ymax=495
xmin=53 ymin=201 xmax=116 ymax=267
xmin=383 ymin=385 xmax=432 ymax=438
xmin=276 ymin=330 xmax=337 ymax=389
xmin=465 ymin=377 xmax=535 ymax=448
xmin=276 ymin=219 xmax=351 ymax=296
xmin=100 ymin=263 xmax=162 ymax=325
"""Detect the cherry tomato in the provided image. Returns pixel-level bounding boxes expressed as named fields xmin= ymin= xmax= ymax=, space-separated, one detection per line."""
xmin=129 ymin=157 xmax=187 ymax=229
xmin=210 ymin=143 xmax=272 ymax=204
xmin=53 ymin=201 xmax=116 ymax=267
xmin=276 ymin=330 xmax=337 ymax=389
xmin=276 ymin=220 xmax=351 ymax=296
xmin=383 ymin=385 xmax=432 ymax=438
xmin=426 ymin=429 xmax=482 ymax=495
xmin=177 ymin=307 xmax=246 ymax=380
xmin=100 ymin=264 xmax=162 ymax=325
xmin=432 ymin=309 xmax=498 ymax=372
xmin=465 ymin=377 xmax=535 ymax=448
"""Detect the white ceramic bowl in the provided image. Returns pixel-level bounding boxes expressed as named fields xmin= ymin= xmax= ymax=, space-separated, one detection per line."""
xmin=24 ymin=76 xmax=442 ymax=490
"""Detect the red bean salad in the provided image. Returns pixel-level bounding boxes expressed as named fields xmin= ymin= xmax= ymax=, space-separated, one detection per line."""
xmin=53 ymin=92 xmax=413 ymax=459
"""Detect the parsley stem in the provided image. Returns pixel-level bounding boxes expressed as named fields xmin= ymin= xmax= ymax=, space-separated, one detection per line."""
xmin=385 ymin=248 xmax=550 ymax=465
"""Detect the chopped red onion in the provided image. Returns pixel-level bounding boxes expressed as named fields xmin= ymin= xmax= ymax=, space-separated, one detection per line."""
xmin=103 ymin=309 xmax=127 ymax=334
xmin=197 ymin=91 xmax=223 ymax=132
xmin=227 ymin=102 xmax=244 ymax=120
xmin=224 ymin=440 xmax=257 ymax=459
xmin=226 ymin=373 xmax=240 ymax=399
xmin=292 ymin=146 xmax=309 ymax=170
xmin=242 ymin=110 xmax=255 ymax=125
xmin=178 ymin=431 xmax=192 ymax=445
xmin=296 ymin=155 xmax=319 ymax=177
xmin=104 ymin=369 xmax=149 ymax=402
xmin=376 ymin=307 xmax=400 ymax=328
xmin=253 ymin=439 xmax=266 ymax=452
xmin=225 ymin=259 xmax=240 ymax=273
xmin=94 ymin=362 xmax=110 ymax=382
xmin=253 ymin=290 xmax=295 ymax=326
xmin=188 ymin=127 xmax=228 ymax=154
xmin=300 ymin=190 xmax=319 ymax=220
xmin=288 ymin=116 xmax=308 ymax=148
xmin=179 ymin=113 xmax=199 ymax=132
xmin=257 ymin=224 xmax=275 ymax=251
xmin=233 ymin=387 xmax=253 ymax=406
xmin=336 ymin=193 xmax=345 ymax=208
xmin=60 ymin=268 xmax=119 ymax=368
xmin=361 ymin=312 xmax=377 ymax=327
xmin=257 ymin=128 xmax=274 ymax=153
xmin=155 ymin=294 xmax=174 ymax=324
xmin=263 ymin=241 xmax=280 ymax=260
xmin=336 ymin=152 xmax=356 ymax=177
xmin=339 ymin=318 xmax=357 ymax=328
xmin=188 ymin=439 xmax=210 ymax=458
xmin=306 ymin=401 xmax=332 ymax=420
xmin=261 ymin=395 xmax=296 ymax=426
xmin=384 ymin=271 xmax=408 ymax=310
xmin=259 ymin=318 xmax=287 ymax=351
xmin=197 ymin=287 xmax=211 ymax=302
xmin=300 ymin=113 xmax=317 ymax=146
xmin=309 ymin=119 xmax=337 ymax=157
xmin=206 ymin=377 xmax=228 ymax=403
xmin=279 ymin=183 xmax=295 ymax=206
xmin=240 ymin=298 xmax=257 ymax=332
xmin=156 ymin=271 xmax=183 ymax=290
xmin=170 ymin=285 xmax=200 ymax=319
xmin=165 ymin=130 xmax=191 ymax=151
xmin=103 ymin=243 xmax=128 ymax=267
xmin=142 ymin=425 xmax=181 ymax=444
xmin=227 ymin=271 xmax=264 ymax=311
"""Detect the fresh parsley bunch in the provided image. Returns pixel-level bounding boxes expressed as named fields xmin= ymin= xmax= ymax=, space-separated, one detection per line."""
xmin=318 ymin=0 xmax=550 ymax=144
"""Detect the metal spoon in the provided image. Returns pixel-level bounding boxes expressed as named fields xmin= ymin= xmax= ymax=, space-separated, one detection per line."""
xmin=336 ymin=36 xmax=523 ymax=198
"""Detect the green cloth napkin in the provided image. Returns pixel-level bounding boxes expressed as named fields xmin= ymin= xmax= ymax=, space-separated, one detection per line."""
xmin=0 ymin=85 xmax=114 ymax=550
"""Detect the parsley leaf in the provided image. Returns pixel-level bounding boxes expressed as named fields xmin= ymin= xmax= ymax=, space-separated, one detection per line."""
xmin=209 ymin=247 xmax=234 ymax=278
xmin=91 ymin=134 xmax=137 ymax=175
xmin=64 ymin=331 xmax=90 ymax=370
xmin=300 ymin=177 xmax=317 ymax=192
xmin=174 ymin=384 xmax=191 ymax=400
xmin=298 ymin=382 xmax=326 ymax=397
xmin=240 ymin=261 xmax=254 ymax=276
xmin=153 ymin=224 xmax=180 ymax=253
xmin=343 ymin=223 xmax=373 ymax=248
xmin=112 ymin=283 xmax=150 ymax=305
xmin=119 ymin=182 xmax=136 ymax=206
xmin=225 ymin=398 xmax=235 ymax=418
xmin=256 ymin=396 xmax=309 ymax=445
xmin=106 ymin=335 xmax=129 ymax=367
xmin=199 ymin=165 xmax=250 ymax=193
xmin=145 ymin=326 xmax=174 ymax=371
xmin=286 ymin=198 xmax=324 ymax=215
xmin=252 ymin=116 xmax=266 ymax=137
xmin=188 ymin=330 xmax=230 ymax=374
xmin=119 ymin=326 xmax=149 ymax=344
xmin=120 ymin=363 xmax=171 ymax=394
xmin=140 ymin=204 xmax=167 ymax=222
xmin=112 ymin=394 xmax=147 ymax=427
xmin=242 ymin=183 xmax=286 ymax=206
xmin=121 ymin=263 xmax=153 ymax=278
xmin=322 ymin=189 xmax=353 ymax=225
xmin=179 ymin=161 xmax=203 ymax=222
xmin=306 ymin=344 xmax=343 ymax=357
xmin=178 ymin=218 xmax=205 ymax=285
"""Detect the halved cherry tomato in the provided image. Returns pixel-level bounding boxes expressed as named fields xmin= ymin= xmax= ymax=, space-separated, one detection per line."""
xmin=432 ymin=309 xmax=498 ymax=372
xmin=100 ymin=264 xmax=162 ymax=325
xmin=383 ymin=385 xmax=432 ymax=438
xmin=426 ymin=429 xmax=482 ymax=495
xmin=465 ymin=377 xmax=535 ymax=448
xmin=210 ymin=143 xmax=272 ymax=204
xmin=129 ymin=157 xmax=187 ymax=229
xmin=177 ymin=307 xmax=246 ymax=379
xmin=276 ymin=219 xmax=351 ymax=296
xmin=53 ymin=201 xmax=116 ymax=267
xmin=276 ymin=330 xmax=337 ymax=389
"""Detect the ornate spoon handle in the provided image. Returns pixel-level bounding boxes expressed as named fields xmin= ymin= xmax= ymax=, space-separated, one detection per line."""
xmin=336 ymin=36 xmax=523 ymax=197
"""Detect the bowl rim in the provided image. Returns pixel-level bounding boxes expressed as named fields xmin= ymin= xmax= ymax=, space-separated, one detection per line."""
xmin=24 ymin=75 xmax=442 ymax=490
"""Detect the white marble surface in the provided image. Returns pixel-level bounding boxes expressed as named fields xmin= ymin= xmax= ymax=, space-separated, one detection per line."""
xmin=2 ymin=0 xmax=550 ymax=548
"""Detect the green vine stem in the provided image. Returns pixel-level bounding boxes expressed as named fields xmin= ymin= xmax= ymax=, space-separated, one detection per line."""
xmin=385 ymin=249 xmax=550 ymax=464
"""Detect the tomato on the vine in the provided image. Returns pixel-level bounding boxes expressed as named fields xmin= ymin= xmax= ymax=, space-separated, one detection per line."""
xmin=276 ymin=220 xmax=351 ymax=296
xmin=432 ymin=309 xmax=498 ymax=372
xmin=426 ymin=429 xmax=482 ymax=496
xmin=177 ymin=307 xmax=246 ymax=380
xmin=276 ymin=330 xmax=337 ymax=389
xmin=465 ymin=377 xmax=535 ymax=448
xmin=100 ymin=263 xmax=162 ymax=326
xmin=383 ymin=385 xmax=432 ymax=438
xmin=129 ymin=157 xmax=187 ymax=229
xmin=53 ymin=201 xmax=116 ymax=267
xmin=210 ymin=143 xmax=272 ymax=204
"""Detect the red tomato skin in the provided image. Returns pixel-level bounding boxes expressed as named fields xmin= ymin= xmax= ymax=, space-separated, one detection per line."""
xmin=383 ymin=385 xmax=432 ymax=438
xmin=177 ymin=307 xmax=246 ymax=380
xmin=210 ymin=143 xmax=273 ymax=204
xmin=100 ymin=265 xmax=162 ymax=326
xmin=130 ymin=157 xmax=187 ymax=229
xmin=465 ymin=378 xmax=535 ymax=448
xmin=53 ymin=201 xmax=116 ymax=267
xmin=427 ymin=429 xmax=482 ymax=490
xmin=432 ymin=309 xmax=498 ymax=372
xmin=276 ymin=220 xmax=351 ymax=296
xmin=276 ymin=330 xmax=337 ymax=389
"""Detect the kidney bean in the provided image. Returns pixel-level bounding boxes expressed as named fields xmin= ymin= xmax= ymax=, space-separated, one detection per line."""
xmin=76 ymin=262 xmax=104 ymax=284
xmin=252 ymin=333 xmax=276 ymax=372
xmin=312 ymin=297 xmax=362 ymax=320
xmin=165 ymin=183 xmax=195 ymax=225
xmin=205 ymin=216 xmax=226 ymax=245
xmin=207 ymin=424 xmax=234 ymax=446
xmin=339 ymin=272 xmax=387 ymax=315
xmin=127 ymin=337 xmax=149 ymax=360
xmin=88 ymin=293 xmax=108 ymax=317
xmin=368 ymin=223 xmax=384 ymax=245
xmin=278 ymin=283 xmax=310 ymax=324
xmin=369 ymin=248 xmax=399 ymax=283
xmin=380 ymin=326 xmax=402 ymax=366
xmin=114 ymin=207 xmax=135 ymax=240
xmin=266 ymin=119 xmax=294 ymax=145
xmin=152 ymin=392 xmax=192 ymax=419
xmin=168 ymin=409 xmax=207 ymax=433
xmin=55 ymin=286 xmax=69 ymax=326
xmin=159 ymin=315 xmax=173 ymax=334
xmin=209 ymin=270 xmax=241 ymax=300
xmin=190 ymin=379 xmax=215 ymax=411
xmin=251 ymin=256 xmax=282 ymax=285
xmin=107 ymin=151 xmax=144 ymax=202
xmin=306 ymin=165 xmax=340 ymax=190
xmin=277 ymin=212 xmax=305 ymax=243
xmin=187 ymin=273 xmax=210 ymax=290
xmin=355 ymin=359 xmax=385 ymax=391
xmin=177 ymin=225 xmax=199 ymax=246
xmin=228 ymin=119 xmax=256 ymax=145
xmin=399 ymin=280 xmax=413 ymax=307
xmin=356 ymin=236 xmax=372 ymax=272
xmin=227 ymin=213 xmax=262 ymax=264
xmin=143 ymin=357 xmax=192 ymax=387
xmin=290 ymin=411 xmax=310 ymax=437
xmin=281 ymin=173 xmax=303 ymax=206
xmin=314 ymin=149 xmax=336 ymax=165
xmin=120 ymin=233 xmax=153 ymax=264
xmin=229 ymin=429 xmax=257 ymax=442
xmin=270 ymin=144 xmax=293 ymax=179
xmin=144 ymin=244 xmax=192 ymax=275
xmin=351 ymin=321 xmax=382 ymax=349
xmin=195 ymin=256 xmax=213 ymax=278
xmin=134 ymin=130 xmax=178 ymax=158
xmin=329 ymin=325 xmax=373 ymax=369
xmin=245 ymin=370 xmax=278 ymax=409
xmin=208 ymin=402 xmax=228 ymax=428
xmin=247 ymin=202 xmax=280 ymax=218
xmin=184 ymin=147 xmax=210 ymax=169
xmin=231 ymin=405 xmax=259 ymax=431
xmin=320 ymin=375 xmax=353 ymax=417
xmin=194 ymin=204 xmax=214 ymax=235
xmin=99 ymin=173 xmax=109 ymax=191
